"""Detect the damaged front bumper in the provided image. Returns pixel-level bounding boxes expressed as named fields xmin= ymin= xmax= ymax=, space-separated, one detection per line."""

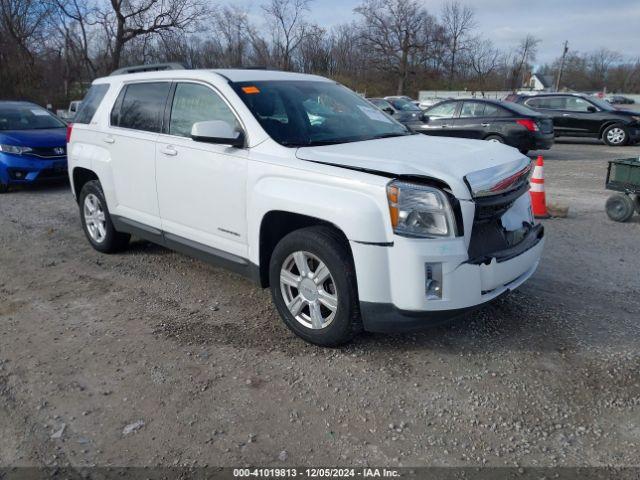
xmin=350 ymin=185 xmax=544 ymax=333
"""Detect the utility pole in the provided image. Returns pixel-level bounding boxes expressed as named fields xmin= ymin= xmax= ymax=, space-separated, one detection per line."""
xmin=555 ymin=41 xmax=569 ymax=92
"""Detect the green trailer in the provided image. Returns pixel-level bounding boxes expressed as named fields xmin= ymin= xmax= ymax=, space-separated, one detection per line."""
xmin=605 ymin=157 xmax=640 ymax=222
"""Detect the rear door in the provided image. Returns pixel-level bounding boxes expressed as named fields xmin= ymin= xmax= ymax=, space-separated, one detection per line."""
xmin=421 ymin=101 xmax=460 ymax=136
xmin=454 ymin=101 xmax=492 ymax=139
xmin=106 ymin=82 xmax=171 ymax=229
xmin=523 ymin=96 xmax=570 ymax=134
xmin=155 ymin=81 xmax=248 ymax=259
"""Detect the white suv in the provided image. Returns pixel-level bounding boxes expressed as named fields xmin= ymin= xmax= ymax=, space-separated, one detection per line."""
xmin=67 ymin=67 xmax=544 ymax=346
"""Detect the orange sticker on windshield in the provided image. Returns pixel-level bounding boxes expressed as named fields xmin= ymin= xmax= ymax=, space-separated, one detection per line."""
xmin=242 ymin=86 xmax=260 ymax=94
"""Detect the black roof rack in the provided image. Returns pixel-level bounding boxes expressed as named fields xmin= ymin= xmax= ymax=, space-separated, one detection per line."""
xmin=110 ymin=62 xmax=186 ymax=76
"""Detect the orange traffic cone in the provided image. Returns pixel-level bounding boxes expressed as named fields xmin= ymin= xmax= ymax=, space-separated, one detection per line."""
xmin=529 ymin=155 xmax=550 ymax=219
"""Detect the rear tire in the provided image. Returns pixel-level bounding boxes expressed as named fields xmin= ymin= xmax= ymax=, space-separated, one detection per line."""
xmin=605 ymin=194 xmax=635 ymax=222
xmin=79 ymin=180 xmax=130 ymax=253
xmin=485 ymin=135 xmax=505 ymax=144
xmin=602 ymin=124 xmax=629 ymax=146
xmin=269 ymin=226 xmax=362 ymax=346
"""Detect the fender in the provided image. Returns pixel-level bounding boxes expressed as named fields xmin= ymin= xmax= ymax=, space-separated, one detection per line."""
xmin=247 ymin=174 xmax=393 ymax=265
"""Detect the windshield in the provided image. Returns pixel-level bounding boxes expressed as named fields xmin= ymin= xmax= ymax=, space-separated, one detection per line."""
xmin=232 ymin=81 xmax=410 ymax=147
xmin=0 ymin=105 xmax=66 ymax=130
xmin=388 ymin=98 xmax=421 ymax=112
xmin=587 ymin=96 xmax=615 ymax=111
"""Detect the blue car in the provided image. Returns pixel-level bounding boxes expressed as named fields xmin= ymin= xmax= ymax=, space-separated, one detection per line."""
xmin=0 ymin=101 xmax=68 ymax=193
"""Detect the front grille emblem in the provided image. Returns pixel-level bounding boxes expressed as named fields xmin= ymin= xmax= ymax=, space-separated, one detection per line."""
xmin=54 ymin=147 xmax=65 ymax=155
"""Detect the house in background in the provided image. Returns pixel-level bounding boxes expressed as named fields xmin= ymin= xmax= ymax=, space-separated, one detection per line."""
xmin=523 ymin=73 xmax=555 ymax=92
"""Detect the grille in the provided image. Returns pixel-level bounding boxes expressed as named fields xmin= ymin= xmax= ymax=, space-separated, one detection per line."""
xmin=468 ymin=184 xmax=532 ymax=263
xmin=24 ymin=146 xmax=66 ymax=158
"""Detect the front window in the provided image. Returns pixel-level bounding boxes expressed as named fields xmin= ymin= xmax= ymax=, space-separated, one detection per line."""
xmin=0 ymin=104 xmax=66 ymax=130
xmin=169 ymin=83 xmax=239 ymax=137
xmin=232 ymin=81 xmax=410 ymax=147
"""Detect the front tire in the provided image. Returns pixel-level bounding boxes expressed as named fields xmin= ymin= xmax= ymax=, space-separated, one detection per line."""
xmin=79 ymin=180 xmax=130 ymax=253
xmin=603 ymin=124 xmax=629 ymax=146
xmin=605 ymin=194 xmax=635 ymax=222
xmin=0 ymin=182 xmax=8 ymax=194
xmin=269 ymin=226 xmax=362 ymax=346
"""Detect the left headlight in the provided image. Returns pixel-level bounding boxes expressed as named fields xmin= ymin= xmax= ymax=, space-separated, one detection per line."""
xmin=0 ymin=144 xmax=32 ymax=155
xmin=386 ymin=180 xmax=455 ymax=238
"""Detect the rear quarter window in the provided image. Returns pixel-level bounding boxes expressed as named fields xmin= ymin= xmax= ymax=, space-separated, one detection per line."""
xmin=111 ymin=82 xmax=171 ymax=133
xmin=74 ymin=84 xmax=110 ymax=124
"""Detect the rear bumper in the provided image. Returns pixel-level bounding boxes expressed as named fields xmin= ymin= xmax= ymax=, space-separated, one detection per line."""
xmin=0 ymin=152 xmax=67 ymax=185
xmin=513 ymin=132 xmax=554 ymax=151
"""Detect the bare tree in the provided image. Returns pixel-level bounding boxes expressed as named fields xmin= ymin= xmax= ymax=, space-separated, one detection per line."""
xmin=467 ymin=37 xmax=501 ymax=89
xmin=355 ymin=0 xmax=431 ymax=95
xmin=509 ymin=34 xmax=540 ymax=90
xmin=104 ymin=0 xmax=209 ymax=71
xmin=262 ymin=0 xmax=312 ymax=71
xmin=441 ymin=0 xmax=475 ymax=88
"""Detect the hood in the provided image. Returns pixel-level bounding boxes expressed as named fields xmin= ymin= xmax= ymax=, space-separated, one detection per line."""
xmin=0 ymin=128 xmax=66 ymax=148
xmin=296 ymin=134 xmax=530 ymax=200
xmin=608 ymin=108 xmax=640 ymax=117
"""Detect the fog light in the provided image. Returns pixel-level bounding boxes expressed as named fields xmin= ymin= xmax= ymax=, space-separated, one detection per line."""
xmin=14 ymin=171 xmax=24 ymax=179
xmin=425 ymin=263 xmax=443 ymax=300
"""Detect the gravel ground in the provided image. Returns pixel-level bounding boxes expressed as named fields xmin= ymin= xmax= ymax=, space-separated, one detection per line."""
xmin=0 ymin=140 xmax=639 ymax=468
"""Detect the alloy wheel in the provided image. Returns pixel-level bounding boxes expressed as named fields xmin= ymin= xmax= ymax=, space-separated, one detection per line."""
xmin=83 ymin=193 xmax=107 ymax=243
xmin=280 ymin=251 xmax=338 ymax=330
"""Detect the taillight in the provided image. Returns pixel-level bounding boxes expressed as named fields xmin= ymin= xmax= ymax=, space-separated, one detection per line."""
xmin=516 ymin=119 xmax=539 ymax=132
xmin=66 ymin=123 xmax=74 ymax=143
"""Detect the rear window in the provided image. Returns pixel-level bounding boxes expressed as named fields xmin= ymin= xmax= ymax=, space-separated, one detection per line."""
xmin=74 ymin=84 xmax=109 ymax=124
xmin=111 ymin=82 xmax=171 ymax=133
xmin=525 ymin=96 xmax=566 ymax=110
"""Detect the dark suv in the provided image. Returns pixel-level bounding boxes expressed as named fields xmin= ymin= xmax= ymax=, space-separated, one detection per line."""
xmin=505 ymin=93 xmax=640 ymax=146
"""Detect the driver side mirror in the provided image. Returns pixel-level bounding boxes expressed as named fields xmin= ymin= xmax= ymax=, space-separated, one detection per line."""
xmin=421 ymin=114 xmax=430 ymax=123
xmin=191 ymin=120 xmax=245 ymax=148
xmin=587 ymin=106 xmax=597 ymax=113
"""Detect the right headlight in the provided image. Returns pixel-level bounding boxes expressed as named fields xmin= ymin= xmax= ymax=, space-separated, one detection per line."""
xmin=386 ymin=180 xmax=455 ymax=238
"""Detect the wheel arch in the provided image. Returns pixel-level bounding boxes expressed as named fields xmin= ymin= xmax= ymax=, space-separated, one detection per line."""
xmin=599 ymin=120 xmax=624 ymax=138
xmin=256 ymin=211 xmax=352 ymax=288
xmin=72 ymin=167 xmax=99 ymax=202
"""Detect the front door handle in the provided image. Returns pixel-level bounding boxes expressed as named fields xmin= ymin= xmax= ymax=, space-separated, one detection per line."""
xmin=481 ymin=123 xmax=490 ymax=127
xmin=103 ymin=136 xmax=115 ymax=144
xmin=562 ymin=113 xmax=571 ymax=117
xmin=160 ymin=146 xmax=178 ymax=156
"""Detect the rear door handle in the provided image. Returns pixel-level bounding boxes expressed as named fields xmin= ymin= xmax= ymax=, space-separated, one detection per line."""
xmin=103 ymin=136 xmax=115 ymax=144
xmin=160 ymin=146 xmax=178 ymax=156
xmin=481 ymin=123 xmax=490 ymax=127
xmin=562 ymin=113 xmax=571 ymax=117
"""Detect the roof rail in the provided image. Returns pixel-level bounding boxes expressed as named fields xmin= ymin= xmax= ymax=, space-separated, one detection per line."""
xmin=110 ymin=62 xmax=186 ymax=76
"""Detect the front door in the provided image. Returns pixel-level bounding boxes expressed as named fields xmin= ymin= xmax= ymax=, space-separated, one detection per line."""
xmin=421 ymin=101 xmax=460 ymax=136
xmin=155 ymin=82 xmax=249 ymax=259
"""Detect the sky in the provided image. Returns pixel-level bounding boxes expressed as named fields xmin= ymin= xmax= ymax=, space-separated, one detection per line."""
xmin=233 ymin=0 xmax=640 ymax=66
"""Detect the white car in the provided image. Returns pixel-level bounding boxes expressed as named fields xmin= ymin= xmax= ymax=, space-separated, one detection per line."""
xmin=67 ymin=66 xmax=544 ymax=346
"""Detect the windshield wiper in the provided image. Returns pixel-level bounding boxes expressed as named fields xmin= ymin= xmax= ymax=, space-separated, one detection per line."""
xmin=367 ymin=132 xmax=414 ymax=141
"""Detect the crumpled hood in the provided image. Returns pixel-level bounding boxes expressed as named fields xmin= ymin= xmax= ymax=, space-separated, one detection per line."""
xmin=296 ymin=134 xmax=529 ymax=200
xmin=0 ymin=128 xmax=66 ymax=148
